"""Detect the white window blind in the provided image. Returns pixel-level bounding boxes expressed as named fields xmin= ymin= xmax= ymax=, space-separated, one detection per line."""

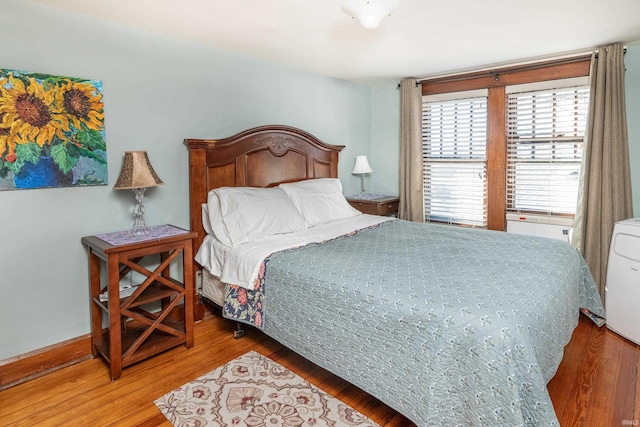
xmin=506 ymin=84 xmax=589 ymax=215
xmin=422 ymin=95 xmax=488 ymax=227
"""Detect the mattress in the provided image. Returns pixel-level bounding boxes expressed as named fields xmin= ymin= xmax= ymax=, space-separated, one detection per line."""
xmin=200 ymin=269 xmax=225 ymax=307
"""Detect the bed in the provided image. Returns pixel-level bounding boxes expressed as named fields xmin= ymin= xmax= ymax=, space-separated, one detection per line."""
xmin=185 ymin=125 xmax=605 ymax=426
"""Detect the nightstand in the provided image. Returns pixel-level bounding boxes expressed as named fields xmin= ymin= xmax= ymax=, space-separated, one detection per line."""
xmin=81 ymin=225 xmax=197 ymax=380
xmin=347 ymin=194 xmax=400 ymax=217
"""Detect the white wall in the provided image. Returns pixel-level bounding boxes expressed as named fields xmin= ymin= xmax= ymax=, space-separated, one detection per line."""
xmin=0 ymin=0 xmax=372 ymax=360
xmin=369 ymin=84 xmax=401 ymax=196
xmin=626 ymin=46 xmax=640 ymax=216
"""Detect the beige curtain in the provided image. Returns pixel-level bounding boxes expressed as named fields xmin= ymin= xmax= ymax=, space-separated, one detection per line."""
xmin=399 ymin=79 xmax=424 ymax=221
xmin=572 ymin=43 xmax=633 ymax=302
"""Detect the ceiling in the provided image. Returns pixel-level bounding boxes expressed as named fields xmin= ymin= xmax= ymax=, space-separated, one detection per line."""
xmin=32 ymin=0 xmax=640 ymax=85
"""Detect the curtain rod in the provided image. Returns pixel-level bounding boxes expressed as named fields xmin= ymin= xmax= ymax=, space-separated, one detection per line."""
xmin=396 ymin=81 xmax=421 ymax=88
xmin=416 ymin=54 xmax=592 ymax=85
xmin=398 ymin=46 xmax=627 ymax=87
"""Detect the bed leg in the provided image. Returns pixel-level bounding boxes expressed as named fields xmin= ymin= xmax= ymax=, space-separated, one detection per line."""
xmin=233 ymin=323 xmax=245 ymax=339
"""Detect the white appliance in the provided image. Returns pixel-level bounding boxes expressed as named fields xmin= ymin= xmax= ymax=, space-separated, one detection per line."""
xmin=605 ymin=218 xmax=640 ymax=345
xmin=506 ymin=213 xmax=573 ymax=242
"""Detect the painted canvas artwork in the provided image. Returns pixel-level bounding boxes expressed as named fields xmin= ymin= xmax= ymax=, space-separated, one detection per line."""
xmin=0 ymin=69 xmax=107 ymax=190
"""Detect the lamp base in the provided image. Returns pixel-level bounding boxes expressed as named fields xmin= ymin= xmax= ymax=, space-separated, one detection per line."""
xmin=130 ymin=218 xmax=150 ymax=236
xmin=130 ymin=188 xmax=150 ymax=236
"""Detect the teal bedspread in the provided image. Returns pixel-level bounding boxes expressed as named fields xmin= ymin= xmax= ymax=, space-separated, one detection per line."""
xmin=256 ymin=220 xmax=604 ymax=426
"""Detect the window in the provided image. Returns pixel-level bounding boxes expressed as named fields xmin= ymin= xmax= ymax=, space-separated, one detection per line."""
xmin=422 ymin=92 xmax=487 ymax=227
xmin=419 ymin=55 xmax=592 ymax=230
xmin=506 ymin=82 xmax=589 ymax=215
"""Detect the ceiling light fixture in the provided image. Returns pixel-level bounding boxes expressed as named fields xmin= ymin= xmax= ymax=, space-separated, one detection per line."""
xmin=341 ymin=0 xmax=399 ymax=29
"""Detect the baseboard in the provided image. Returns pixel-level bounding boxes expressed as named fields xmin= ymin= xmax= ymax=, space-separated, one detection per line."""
xmin=0 ymin=305 xmax=199 ymax=390
xmin=0 ymin=334 xmax=92 ymax=391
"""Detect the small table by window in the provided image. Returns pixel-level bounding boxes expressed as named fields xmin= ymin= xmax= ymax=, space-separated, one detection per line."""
xmin=81 ymin=225 xmax=197 ymax=380
xmin=347 ymin=193 xmax=399 ymax=217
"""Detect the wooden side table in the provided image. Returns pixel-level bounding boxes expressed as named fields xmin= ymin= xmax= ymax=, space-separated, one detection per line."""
xmin=81 ymin=225 xmax=197 ymax=380
xmin=347 ymin=194 xmax=400 ymax=217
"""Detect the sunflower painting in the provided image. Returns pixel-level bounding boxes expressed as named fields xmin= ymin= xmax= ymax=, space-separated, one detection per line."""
xmin=0 ymin=69 xmax=107 ymax=190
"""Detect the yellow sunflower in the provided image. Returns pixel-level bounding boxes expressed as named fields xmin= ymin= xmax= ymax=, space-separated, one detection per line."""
xmin=0 ymin=75 xmax=9 ymax=158
xmin=0 ymin=113 xmax=12 ymax=160
xmin=0 ymin=74 xmax=69 ymax=150
xmin=56 ymin=79 xmax=104 ymax=131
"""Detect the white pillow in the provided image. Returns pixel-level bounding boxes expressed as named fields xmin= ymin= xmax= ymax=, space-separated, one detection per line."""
xmin=206 ymin=187 xmax=307 ymax=246
xmin=279 ymin=178 xmax=361 ymax=227
xmin=202 ymin=203 xmax=214 ymax=236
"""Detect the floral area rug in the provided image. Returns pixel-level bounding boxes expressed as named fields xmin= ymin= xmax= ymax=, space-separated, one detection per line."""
xmin=155 ymin=350 xmax=381 ymax=427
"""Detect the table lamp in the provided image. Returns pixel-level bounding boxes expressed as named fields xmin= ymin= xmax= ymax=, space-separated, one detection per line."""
xmin=113 ymin=150 xmax=164 ymax=235
xmin=352 ymin=155 xmax=372 ymax=194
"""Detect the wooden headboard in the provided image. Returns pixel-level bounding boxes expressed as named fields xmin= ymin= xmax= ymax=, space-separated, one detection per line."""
xmin=184 ymin=124 xmax=345 ymax=257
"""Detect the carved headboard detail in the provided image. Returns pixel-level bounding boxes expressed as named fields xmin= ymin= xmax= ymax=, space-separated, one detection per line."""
xmin=184 ymin=124 xmax=345 ymax=258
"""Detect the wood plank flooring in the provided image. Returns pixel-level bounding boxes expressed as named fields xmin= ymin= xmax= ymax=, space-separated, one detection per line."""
xmin=1 ymin=312 xmax=637 ymax=426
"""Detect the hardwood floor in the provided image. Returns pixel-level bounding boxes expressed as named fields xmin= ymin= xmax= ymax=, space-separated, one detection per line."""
xmin=548 ymin=315 xmax=640 ymax=425
xmin=1 ymin=312 xmax=638 ymax=426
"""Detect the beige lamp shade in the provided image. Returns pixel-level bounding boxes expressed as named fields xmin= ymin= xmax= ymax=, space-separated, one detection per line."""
xmin=113 ymin=151 xmax=164 ymax=190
